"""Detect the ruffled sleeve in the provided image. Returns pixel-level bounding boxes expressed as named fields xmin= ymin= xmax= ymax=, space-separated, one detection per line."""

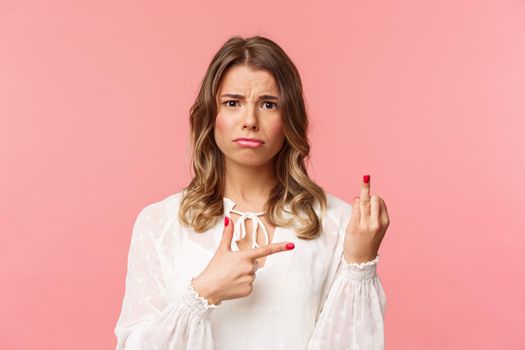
xmin=307 ymin=253 xmax=386 ymax=349
xmin=114 ymin=206 xmax=218 ymax=350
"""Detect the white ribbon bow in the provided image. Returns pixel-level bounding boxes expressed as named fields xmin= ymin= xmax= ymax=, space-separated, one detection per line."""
xmin=230 ymin=209 xmax=269 ymax=249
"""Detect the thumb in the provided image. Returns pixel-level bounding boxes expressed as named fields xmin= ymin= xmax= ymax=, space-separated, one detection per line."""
xmin=219 ymin=216 xmax=234 ymax=252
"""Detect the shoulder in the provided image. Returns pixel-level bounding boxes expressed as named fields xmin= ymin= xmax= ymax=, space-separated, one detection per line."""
xmin=322 ymin=191 xmax=354 ymax=231
xmin=324 ymin=191 xmax=352 ymax=211
xmin=133 ymin=190 xmax=185 ymax=231
xmin=137 ymin=190 xmax=183 ymax=216
xmin=323 ymin=191 xmax=353 ymax=217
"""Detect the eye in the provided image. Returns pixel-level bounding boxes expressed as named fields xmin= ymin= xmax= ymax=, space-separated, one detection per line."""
xmin=223 ymin=100 xmax=239 ymax=107
xmin=222 ymin=100 xmax=279 ymax=109
xmin=262 ymin=101 xmax=278 ymax=109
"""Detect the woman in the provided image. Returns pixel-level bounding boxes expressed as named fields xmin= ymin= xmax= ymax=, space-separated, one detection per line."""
xmin=114 ymin=35 xmax=389 ymax=350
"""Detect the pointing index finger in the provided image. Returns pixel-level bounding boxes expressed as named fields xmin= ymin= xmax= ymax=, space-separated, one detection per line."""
xmin=244 ymin=242 xmax=295 ymax=260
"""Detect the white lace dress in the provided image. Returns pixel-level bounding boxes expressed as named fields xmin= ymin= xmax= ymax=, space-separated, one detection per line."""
xmin=114 ymin=191 xmax=386 ymax=349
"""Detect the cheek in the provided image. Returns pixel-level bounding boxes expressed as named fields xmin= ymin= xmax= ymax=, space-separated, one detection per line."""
xmin=214 ymin=114 xmax=234 ymax=148
xmin=268 ymin=119 xmax=285 ymax=139
xmin=214 ymin=113 xmax=227 ymax=132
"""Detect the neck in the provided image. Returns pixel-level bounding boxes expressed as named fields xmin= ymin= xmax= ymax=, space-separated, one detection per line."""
xmin=223 ymin=158 xmax=276 ymax=210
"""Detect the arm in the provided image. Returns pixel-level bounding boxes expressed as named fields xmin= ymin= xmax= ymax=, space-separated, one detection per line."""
xmin=114 ymin=206 xmax=217 ymax=350
xmin=307 ymin=254 xmax=386 ymax=350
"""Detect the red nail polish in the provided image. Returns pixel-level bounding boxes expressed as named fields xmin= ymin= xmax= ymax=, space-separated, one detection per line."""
xmin=286 ymin=243 xmax=295 ymax=250
xmin=363 ymin=175 xmax=370 ymax=183
xmin=224 ymin=217 xmax=229 ymax=226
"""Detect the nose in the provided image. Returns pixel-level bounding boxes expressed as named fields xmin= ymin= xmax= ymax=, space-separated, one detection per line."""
xmin=242 ymin=105 xmax=259 ymax=131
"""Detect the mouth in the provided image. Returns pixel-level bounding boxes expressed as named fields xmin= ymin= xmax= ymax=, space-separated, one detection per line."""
xmin=233 ymin=137 xmax=265 ymax=144
xmin=233 ymin=138 xmax=265 ymax=148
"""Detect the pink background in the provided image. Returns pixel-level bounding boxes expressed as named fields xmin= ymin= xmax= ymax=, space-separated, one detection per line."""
xmin=1 ymin=0 xmax=524 ymax=349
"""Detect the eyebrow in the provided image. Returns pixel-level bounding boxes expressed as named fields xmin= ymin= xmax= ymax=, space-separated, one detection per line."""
xmin=220 ymin=93 xmax=280 ymax=101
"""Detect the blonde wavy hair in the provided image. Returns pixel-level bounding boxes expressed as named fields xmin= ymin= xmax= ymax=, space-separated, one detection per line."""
xmin=178 ymin=35 xmax=327 ymax=240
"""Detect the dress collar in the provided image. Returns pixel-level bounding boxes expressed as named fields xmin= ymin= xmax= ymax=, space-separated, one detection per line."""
xmin=222 ymin=197 xmax=292 ymax=249
xmin=223 ymin=197 xmax=267 ymax=249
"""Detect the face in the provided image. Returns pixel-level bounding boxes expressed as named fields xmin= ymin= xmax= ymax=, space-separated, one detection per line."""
xmin=214 ymin=64 xmax=285 ymax=168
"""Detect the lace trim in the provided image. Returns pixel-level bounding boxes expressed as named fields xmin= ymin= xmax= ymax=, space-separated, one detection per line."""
xmin=340 ymin=255 xmax=379 ymax=282
xmin=342 ymin=254 xmax=380 ymax=269
xmin=188 ymin=278 xmax=220 ymax=308
xmin=178 ymin=277 xmax=220 ymax=319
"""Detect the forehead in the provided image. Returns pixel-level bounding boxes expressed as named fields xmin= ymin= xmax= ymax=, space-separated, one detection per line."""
xmin=218 ymin=65 xmax=278 ymax=93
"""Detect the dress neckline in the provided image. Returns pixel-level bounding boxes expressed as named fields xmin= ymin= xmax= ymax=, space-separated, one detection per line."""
xmin=223 ymin=197 xmax=270 ymax=250
xmin=220 ymin=197 xmax=292 ymax=275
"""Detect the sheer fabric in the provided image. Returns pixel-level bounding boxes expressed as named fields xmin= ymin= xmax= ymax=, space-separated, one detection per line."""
xmin=114 ymin=191 xmax=386 ymax=349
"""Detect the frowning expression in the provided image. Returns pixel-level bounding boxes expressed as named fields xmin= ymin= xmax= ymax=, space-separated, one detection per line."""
xmin=214 ymin=64 xmax=285 ymax=167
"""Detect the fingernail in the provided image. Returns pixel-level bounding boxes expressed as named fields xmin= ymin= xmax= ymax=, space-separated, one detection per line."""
xmin=286 ymin=243 xmax=295 ymax=250
xmin=353 ymin=196 xmax=360 ymax=200
xmin=224 ymin=217 xmax=229 ymax=226
xmin=363 ymin=175 xmax=370 ymax=183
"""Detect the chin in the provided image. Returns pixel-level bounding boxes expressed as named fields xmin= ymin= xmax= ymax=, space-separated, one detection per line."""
xmin=229 ymin=155 xmax=275 ymax=167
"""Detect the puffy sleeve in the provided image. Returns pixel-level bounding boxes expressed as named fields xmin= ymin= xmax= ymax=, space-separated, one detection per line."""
xmin=307 ymin=255 xmax=386 ymax=349
xmin=114 ymin=206 xmax=218 ymax=350
xmin=307 ymin=199 xmax=387 ymax=350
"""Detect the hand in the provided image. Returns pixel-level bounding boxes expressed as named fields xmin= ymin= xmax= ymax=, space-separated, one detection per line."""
xmin=343 ymin=174 xmax=390 ymax=264
xmin=192 ymin=216 xmax=295 ymax=305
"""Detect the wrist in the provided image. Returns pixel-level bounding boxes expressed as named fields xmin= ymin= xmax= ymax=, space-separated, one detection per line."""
xmin=344 ymin=253 xmax=377 ymax=264
xmin=191 ymin=276 xmax=222 ymax=305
